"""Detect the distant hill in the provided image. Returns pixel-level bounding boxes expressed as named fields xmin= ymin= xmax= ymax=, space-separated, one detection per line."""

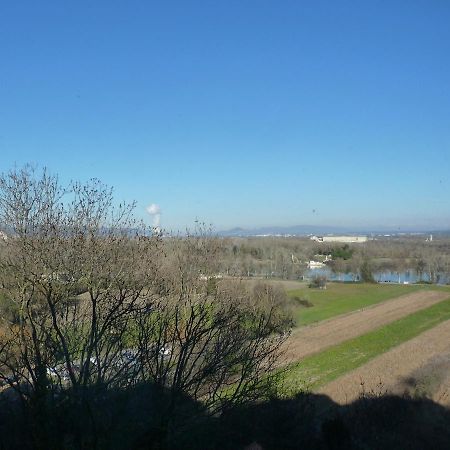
xmin=217 ymin=225 xmax=450 ymax=237
xmin=219 ymin=225 xmax=359 ymax=237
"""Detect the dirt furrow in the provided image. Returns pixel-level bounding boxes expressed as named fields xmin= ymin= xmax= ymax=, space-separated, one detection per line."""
xmin=318 ymin=318 xmax=450 ymax=404
xmin=283 ymin=290 xmax=448 ymax=362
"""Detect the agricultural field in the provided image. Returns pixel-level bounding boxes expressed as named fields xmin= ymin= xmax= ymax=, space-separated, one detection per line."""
xmin=319 ymin=318 xmax=450 ymax=404
xmin=283 ymin=290 xmax=449 ymax=361
xmin=280 ymin=282 xmax=450 ymax=406
xmin=287 ymin=281 xmax=446 ymax=326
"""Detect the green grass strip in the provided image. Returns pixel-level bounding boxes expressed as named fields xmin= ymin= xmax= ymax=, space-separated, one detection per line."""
xmin=288 ymin=283 xmax=448 ymax=326
xmin=284 ymin=297 xmax=450 ymax=393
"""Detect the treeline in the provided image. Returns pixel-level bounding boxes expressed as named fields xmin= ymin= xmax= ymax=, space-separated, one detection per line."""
xmin=212 ymin=236 xmax=450 ymax=282
xmin=214 ymin=237 xmax=315 ymax=280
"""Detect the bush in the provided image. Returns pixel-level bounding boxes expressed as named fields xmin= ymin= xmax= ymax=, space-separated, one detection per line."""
xmin=309 ymin=276 xmax=327 ymax=289
xmin=331 ymin=244 xmax=354 ymax=260
xmin=360 ymin=260 xmax=375 ymax=283
xmin=291 ymin=296 xmax=313 ymax=308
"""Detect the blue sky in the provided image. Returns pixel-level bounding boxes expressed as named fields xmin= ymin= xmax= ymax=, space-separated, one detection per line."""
xmin=1 ymin=1 xmax=450 ymax=231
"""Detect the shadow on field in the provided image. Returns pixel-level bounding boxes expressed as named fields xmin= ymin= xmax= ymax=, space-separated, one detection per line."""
xmin=1 ymin=383 xmax=450 ymax=449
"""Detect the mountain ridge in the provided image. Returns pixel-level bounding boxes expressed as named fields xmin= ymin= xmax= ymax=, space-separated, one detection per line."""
xmin=217 ymin=225 xmax=450 ymax=237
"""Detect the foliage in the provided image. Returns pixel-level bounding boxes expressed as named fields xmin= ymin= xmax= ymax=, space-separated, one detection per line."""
xmin=309 ymin=276 xmax=327 ymax=290
xmin=291 ymin=296 xmax=313 ymax=308
xmin=330 ymin=244 xmax=354 ymax=260
xmin=360 ymin=260 xmax=375 ymax=283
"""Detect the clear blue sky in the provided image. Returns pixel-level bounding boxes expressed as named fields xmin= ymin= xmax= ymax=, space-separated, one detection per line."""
xmin=1 ymin=1 xmax=450 ymax=231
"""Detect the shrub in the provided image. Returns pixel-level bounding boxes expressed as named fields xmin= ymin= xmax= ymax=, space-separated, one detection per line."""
xmin=309 ymin=276 xmax=327 ymax=289
xmin=291 ymin=296 xmax=313 ymax=308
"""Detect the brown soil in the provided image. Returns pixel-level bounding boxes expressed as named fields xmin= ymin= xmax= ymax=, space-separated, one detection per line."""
xmin=390 ymin=350 xmax=450 ymax=407
xmin=318 ymin=318 xmax=450 ymax=404
xmin=282 ymin=290 xmax=448 ymax=363
xmin=432 ymin=370 xmax=450 ymax=406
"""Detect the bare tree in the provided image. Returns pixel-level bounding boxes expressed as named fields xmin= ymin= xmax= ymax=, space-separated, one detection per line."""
xmin=0 ymin=166 xmax=290 ymax=448
xmin=0 ymin=167 xmax=166 ymax=446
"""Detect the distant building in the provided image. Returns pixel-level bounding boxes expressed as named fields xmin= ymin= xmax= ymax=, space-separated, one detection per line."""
xmin=307 ymin=260 xmax=326 ymax=268
xmin=310 ymin=235 xmax=368 ymax=243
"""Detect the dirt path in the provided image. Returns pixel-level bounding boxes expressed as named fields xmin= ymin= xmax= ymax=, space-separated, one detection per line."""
xmin=318 ymin=319 xmax=450 ymax=404
xmin=282 ymin=290 xmax=448 ymax=362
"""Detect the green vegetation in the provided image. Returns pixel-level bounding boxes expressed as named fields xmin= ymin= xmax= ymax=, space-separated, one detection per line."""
xmin=284 ymin=297 xmax=450 ymax=392
xmin=360 ymin=260 xmax=375 ymax=283
xmin=308 ymin=275 xmax=327 ymax=289
xmin=330 ymin=244 xmax=354 ymax=260
xmin=288 ymin=282 xmax=441 ymax=326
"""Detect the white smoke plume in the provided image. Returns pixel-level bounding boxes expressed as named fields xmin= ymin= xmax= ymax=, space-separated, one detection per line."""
xmin=146 ymin=203 xmax=161 ymax=228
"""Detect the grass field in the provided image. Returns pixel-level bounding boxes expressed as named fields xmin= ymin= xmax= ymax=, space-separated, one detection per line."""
xmin=283 ymin=297 xmax=450 ymax=393
xmin=287 ymin=282 xmax=448 ymax=326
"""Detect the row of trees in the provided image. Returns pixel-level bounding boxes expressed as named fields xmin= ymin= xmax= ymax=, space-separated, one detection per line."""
xmin=214 ymin=237 xmax=450 ymax=283
xmin=0 ymin=167 xmax=291 ymax=449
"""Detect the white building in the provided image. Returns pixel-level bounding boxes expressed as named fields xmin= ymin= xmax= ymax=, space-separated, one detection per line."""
xmin=311 ymin=235 xmax=368 ymax=243
xmin=307 ymin=260 xmax=326 ymax=268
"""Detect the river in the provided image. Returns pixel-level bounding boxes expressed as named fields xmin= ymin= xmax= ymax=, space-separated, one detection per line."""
xmin=306 ymin=268 xmax=450 ymax=285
